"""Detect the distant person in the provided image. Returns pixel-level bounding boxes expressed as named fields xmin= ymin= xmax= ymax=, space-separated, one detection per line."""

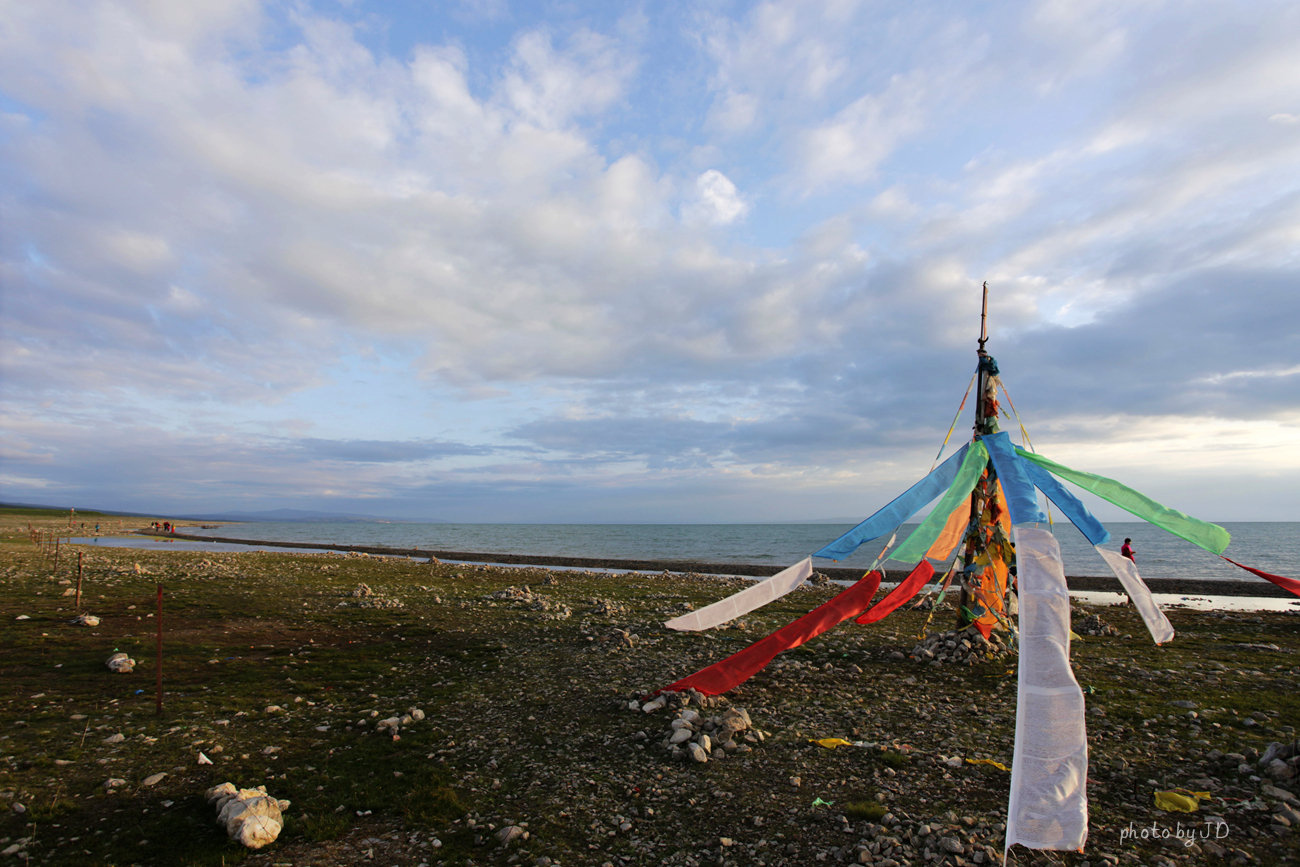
xmin=95 ymin=523 xmax=100 ymax=534
xmin=1121 ymin=538 xmax=1135 ymax=562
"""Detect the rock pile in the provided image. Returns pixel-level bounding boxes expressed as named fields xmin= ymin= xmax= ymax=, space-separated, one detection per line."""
xmin=909 ymin=626 xmax=1013 ymax=665
xmin=205 ymin=782 xmax=290 ymax=849
xmin=362 ymin=706 xmax=426 ymax=739
xmin=484 ymin=585 xmax=572 ymax=619
xmin=339 ymin=583 xmax=403 ymax=610
xmin=105 ymin=652 xmax=134 ymax=673
xmin=634 ymin=690 xmax=765 ymax=763
xmin=1259 ymin=741 xmax=1300 ymax=783
xmin=1075 ymin=613 xmax=1118 ymax=636
xmin=590 ymin=598 xmax=629 ymax=616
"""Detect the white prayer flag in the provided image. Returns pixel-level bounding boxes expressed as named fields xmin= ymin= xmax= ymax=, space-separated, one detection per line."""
xmin=1006 ymin=526 xmax=1089 ymax=855
xmin=664 ymin=558 xmax=813 ymax=632
xmin=1094 ymin=546 xmax=1175 ymax=645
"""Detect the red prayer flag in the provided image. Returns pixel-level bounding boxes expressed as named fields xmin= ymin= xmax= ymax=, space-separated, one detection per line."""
xmin=658 ymin=572 xmax=882 ymax=696
xmin=1221 ymin=557 xmax=1300 ymax=599
xmin=854 ymin=560 xmax=936 ymax=625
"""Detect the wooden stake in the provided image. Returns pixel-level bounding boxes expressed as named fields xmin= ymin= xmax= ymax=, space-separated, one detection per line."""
xmin=53 ymin=536 xmax=60 ymax=571
xmin=76 ymin=552 xmax=83 ymax=611
xmin=156 ymin=584 xmax=164 ymax=716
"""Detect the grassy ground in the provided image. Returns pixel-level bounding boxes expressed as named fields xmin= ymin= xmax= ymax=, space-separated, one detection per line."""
xmin=0 ymin=509 xmax=1297 ymax=867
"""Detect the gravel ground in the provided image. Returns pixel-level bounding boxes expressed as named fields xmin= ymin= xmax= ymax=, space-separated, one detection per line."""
xmin=1 ymin=515 xmax=1298 ymax=867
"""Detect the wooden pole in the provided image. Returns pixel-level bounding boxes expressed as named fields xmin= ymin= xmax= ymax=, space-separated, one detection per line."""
xmin=76 ymin=552 xmax=83 ymax=611
xmin=53 ymin=536 xmax=60 ymax=571
xmin=959 ymin=282 xmax=992 ymax=629
xmin=156 ymin=584 xmax=164 ymax=716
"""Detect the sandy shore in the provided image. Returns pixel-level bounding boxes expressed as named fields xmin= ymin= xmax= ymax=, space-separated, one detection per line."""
xmin=2 ymin=515 xmax=1298 ymax=866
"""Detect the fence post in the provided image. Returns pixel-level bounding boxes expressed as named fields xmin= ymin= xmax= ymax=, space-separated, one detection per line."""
xmin=156 ymin=584 xmax=164 ymax=716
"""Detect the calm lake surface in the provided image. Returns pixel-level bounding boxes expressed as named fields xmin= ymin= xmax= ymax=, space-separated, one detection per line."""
xmin=170 ymin=521 xmax=1300 ymax=582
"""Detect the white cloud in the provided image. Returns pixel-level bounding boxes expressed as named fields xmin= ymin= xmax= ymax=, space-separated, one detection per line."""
xmin=2 ymin=0 xmax=1299 ymax=521
xmin=681 ymin=169 xmax=750 ymax=226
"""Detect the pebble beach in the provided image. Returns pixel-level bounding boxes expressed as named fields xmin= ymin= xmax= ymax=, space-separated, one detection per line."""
xmin=1 ymin=513 xmax=1298 ymax=867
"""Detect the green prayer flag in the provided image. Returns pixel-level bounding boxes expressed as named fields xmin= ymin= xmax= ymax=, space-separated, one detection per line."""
xmin=1014 ymin=447 xmax=1230 ymax=554
xmin=892 ymin=440 xmax=988 ymax=562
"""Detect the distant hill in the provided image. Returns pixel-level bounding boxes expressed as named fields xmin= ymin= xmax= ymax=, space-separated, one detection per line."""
xmin=0 ymin=501 xmax=438 ymax=524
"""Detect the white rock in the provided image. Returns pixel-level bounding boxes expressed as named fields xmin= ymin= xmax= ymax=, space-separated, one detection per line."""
xmin=197 ymin=752 xmax=213 ymax=765
xmin=687 ymin=742 xmax=709 ymax=763
xmin=670 ymin=728 xmax=694 ymax=745
xmin=103 ymin=733 xmax=125 ymax=744
xmin=261 ymin=746 xmax=280 ymax=755
xmin=210 ymin=784 xmax=286 ymax=849
xmin=697 ymin=734 xmax=712 ymax=753
xmin=496 ymin=825 xmax=525 ymax=846
xmin=264 ymin=705 xmax=283 ymax=714
xmin=205 ymin=783 xmax=237 ymax=802
xmin=104 ymin=778 xmax=127 ymax=789
xmin=71 ymin=613 xmax=100 ymax=626
xmin=105 ymin=652 xmax=135 ymax=673
xmin=15 ymin=615 xmax=30 ymax=621
xmin=642 ymin=695 xmax=667 ymax=713
xmin=410 ymin=708 xmax=425 ymax=721
xmin=142 ymin=773 xmax=167 ymax=786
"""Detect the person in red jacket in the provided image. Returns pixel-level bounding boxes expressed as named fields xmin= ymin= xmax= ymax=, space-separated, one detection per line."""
xmin=1121 ymin=538 xmax=1135 ymax=562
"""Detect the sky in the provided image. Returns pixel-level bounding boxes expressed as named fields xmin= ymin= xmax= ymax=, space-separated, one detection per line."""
xmin=1 ymin=0 xmax=1299 ymax=524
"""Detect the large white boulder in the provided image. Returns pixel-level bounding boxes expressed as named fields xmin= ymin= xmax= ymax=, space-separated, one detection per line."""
xmin=205 ymin=783 xmax=286 ymax=849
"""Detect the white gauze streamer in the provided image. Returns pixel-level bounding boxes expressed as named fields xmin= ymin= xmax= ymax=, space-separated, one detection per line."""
xmin=1006 ymin=526 xmax=1089 ymax=855
xmin=1094 ymin=547 xmax=1174 ymax=645
xmin=664 ymin=558 xmax=813 ymax=632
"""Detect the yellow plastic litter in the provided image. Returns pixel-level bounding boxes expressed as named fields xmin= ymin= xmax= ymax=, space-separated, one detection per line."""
xmin=811 ymin=738 xmax=853 ymax=749
xmin=965 ymin=758 xmax=1009 ymax=772
xmin=1069 ymin=630 xmax=1082 ymax=641
xmin=1154 ymin=790 xmax=1212 ymax=812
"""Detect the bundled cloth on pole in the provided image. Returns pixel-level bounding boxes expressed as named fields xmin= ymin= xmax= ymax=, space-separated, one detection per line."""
xmin=1094 ymin=548 xmax=1175 ymax=644
xmin=814 ymin=444 xmax=972 ymax=561
xmin=855 ymin=560 xmax=936 ymax=625
xmin=1221 ymin=557 xmax=1300 ymax=599
xmin=658 ymin=572 xmax=882 ymax=697
xmin=982 ymin=433 xmax=1048 ymax=525
xmin=664 ymin=558 xmax=813 ymax=631
xmin=1015 ymin=448 xmax=1230 ymax=554
xmin=1006 ymin=526 xmax=1089 ymax=855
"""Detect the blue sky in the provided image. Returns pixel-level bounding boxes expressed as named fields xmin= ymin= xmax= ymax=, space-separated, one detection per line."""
xmin=2 ymin=0 xmax=1299 ymax=523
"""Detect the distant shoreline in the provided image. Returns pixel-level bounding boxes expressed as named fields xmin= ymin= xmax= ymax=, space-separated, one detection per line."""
xmin=141 ymin=528 xmax=1296 ymax=599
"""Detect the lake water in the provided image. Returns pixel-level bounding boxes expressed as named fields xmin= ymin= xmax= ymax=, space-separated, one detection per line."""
xmin=166 ymin=520 xmax=1300 ymax=582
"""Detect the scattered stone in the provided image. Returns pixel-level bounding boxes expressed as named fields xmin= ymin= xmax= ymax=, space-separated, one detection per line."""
xmin=496 ymin=825 xmax=525 ymax=846
xmin=70 ymin=613 xmax=100 ymax=627
xmin=1075 ymin=613 xmax=1117 ymax=636
xmin=106 ymin=652 xmax=135 ymax=673
xmin=142 ymin=773 xmax=167 ymax=787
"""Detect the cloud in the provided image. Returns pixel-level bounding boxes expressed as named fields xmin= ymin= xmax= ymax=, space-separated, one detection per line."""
xmin=291 ymin=437 xmax=496 ymax=464
xmin=681 ymin=169 xmax=750 ymax=225
xmin=2 ymin=0 xmax=1300 ymax=522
